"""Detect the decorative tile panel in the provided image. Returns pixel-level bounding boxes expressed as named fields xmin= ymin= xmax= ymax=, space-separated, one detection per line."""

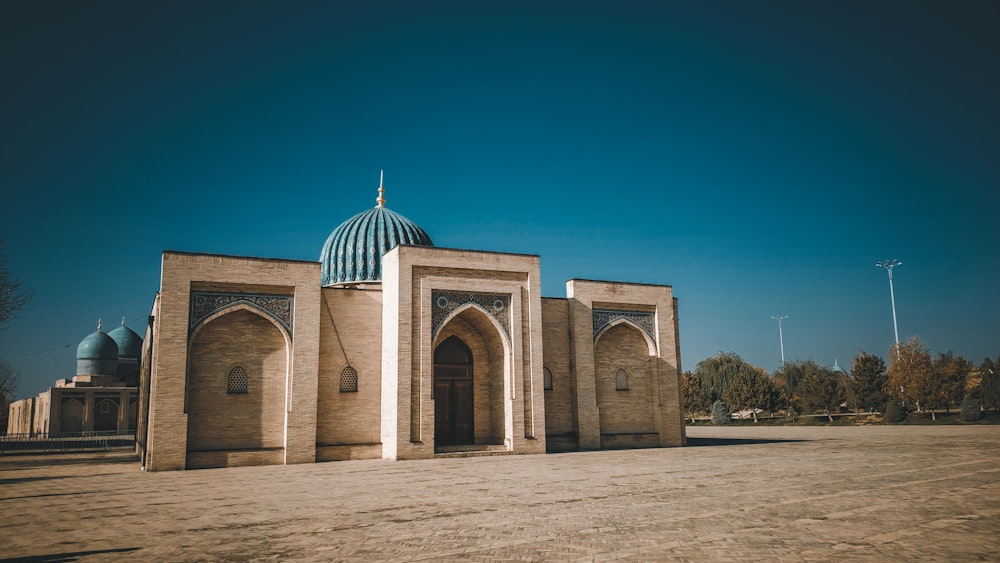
xmin=190 ymin=291 xmax=293 ymax=335
xmin=592 ymin=309 xmax=655 ymax=344
xmin=432 ymin=290 xmax=511 ymax=340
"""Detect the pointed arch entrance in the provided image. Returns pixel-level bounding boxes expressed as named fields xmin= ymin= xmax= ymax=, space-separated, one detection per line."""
xmin=431 ymin=302 xmax=512 ymax=452
xmin=434 ymin=336 xmax=474 ymax=445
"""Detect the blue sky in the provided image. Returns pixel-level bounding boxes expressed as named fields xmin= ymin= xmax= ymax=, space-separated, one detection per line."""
xmin=2 ymin=1 xmax=998 ymax=398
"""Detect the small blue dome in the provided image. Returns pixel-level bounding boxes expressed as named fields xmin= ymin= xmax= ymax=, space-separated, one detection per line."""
xmin=108 ymin=321 xmax=143 ymax=359
xmin=77 ymin=323 xmax=119 ymax=361
xmin=320 ymin=181 xmax=433 ymax=286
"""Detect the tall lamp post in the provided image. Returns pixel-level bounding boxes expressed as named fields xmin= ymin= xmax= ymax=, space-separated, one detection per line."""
xmin=771 ymin=315 xmax=788 ymax=366
xmin=875 ymin=259 xmax=902 ymax=346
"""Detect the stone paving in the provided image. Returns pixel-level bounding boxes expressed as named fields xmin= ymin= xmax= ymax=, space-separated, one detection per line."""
xmin=1 ymin=425 xmax=998 ymax=561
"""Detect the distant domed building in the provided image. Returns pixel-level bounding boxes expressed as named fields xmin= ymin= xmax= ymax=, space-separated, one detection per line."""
xmin=137 ymin=174 xmax=686 ymax=471
xmin=831 ymin=359 xmax=847 ymax=375
xmin=108 ymin=318 xmax=143 ymax=386
xmin=6 ymin=320 xmax=141 ymax=436
xmin=76 ymin=320 xmax=119 ymax=377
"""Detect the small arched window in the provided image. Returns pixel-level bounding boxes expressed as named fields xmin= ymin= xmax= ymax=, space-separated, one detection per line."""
xmin=543 ymin=367 xmax=554 ymax=391
xmin=615 ymin=368 xmax=629 ymax=391
xmin=340 ymin=366 xmax=359 ymax=393
xmin=227 ymin=366 xmax=249 ymax=394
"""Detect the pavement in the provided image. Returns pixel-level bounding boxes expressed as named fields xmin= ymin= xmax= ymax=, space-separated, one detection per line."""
xmin=1 ymin=425 xmax=997 ymax=561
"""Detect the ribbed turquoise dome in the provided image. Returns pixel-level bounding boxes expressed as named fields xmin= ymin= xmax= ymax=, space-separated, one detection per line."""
xmin=108 ymin=322 xmax=143 ymax=359
xmin=320 ymin=182 xmax=433 ymax=286
xmin=77 ymin=325 xmax=119 ymax=361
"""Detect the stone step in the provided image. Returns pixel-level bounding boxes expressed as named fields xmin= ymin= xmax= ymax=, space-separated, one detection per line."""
xmin=434 ymin=445 xmax=511 ymax=458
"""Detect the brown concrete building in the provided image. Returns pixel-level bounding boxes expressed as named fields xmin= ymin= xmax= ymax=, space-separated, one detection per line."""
xmin=138 ymin=178 xmax=685 ymax=471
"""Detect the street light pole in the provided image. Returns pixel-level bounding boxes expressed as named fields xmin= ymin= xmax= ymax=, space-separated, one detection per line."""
xmin=875 ymin=259 xmax=902 ymax=346
xmin=771 ymin=315 xmax=788 ymax=366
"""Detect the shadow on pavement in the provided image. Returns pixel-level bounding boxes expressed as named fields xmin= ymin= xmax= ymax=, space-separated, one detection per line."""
xmin=0 ymin=453 xmax=139 ymax=471
xmin=1 ymin=548 xmax=141 ymax=562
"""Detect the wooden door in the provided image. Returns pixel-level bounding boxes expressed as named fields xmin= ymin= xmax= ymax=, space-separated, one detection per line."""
xmin=434 ymin=337 xmax=474 ymax=445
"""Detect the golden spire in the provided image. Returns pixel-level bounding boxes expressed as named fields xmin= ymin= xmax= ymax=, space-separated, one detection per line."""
xmin=376 ymin=169 xmax=386 ymax=208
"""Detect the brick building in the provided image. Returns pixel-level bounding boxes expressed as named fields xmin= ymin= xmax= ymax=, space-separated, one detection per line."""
xmin=137 ymin=178 xmax=685 ymax=471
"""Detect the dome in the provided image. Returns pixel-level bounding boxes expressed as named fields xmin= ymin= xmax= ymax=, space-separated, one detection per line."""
xmin=831 ymin=359 xmax=847 ymax=374
xmin=108 ymin=319 xmax=143 ymax=359
xmin=320 ymin=178 xmax=433 ymax=286
xmin=77 ymin=321 xmax=119 ymax=361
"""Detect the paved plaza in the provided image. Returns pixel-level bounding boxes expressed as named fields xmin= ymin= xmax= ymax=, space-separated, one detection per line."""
xmin=1 ymin=425 xmax=998 ymax=561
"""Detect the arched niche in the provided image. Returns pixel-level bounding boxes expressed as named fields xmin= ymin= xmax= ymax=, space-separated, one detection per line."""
xmin=433 ymin=304 xmax=511 ymax=449
xmin=185 ymin=307 xmax=288 ymax=459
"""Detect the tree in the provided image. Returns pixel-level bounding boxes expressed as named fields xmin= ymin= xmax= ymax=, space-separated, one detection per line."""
xmin=980 ymin=356 xmax=1000 ymax=413
xmin=774 ymin=360 xmax=841 ymax=416
xmin=0 ymin=240 xmax=31 ymax=325
xmin=796 ymin=363 xmax=846 ymax=422
xmin=693 ymin=352 xmax=764 ymax=405
xmin=1 ymin=240 xmax=30 ymax=432
xmin=932 ymin=352 xmax=975 ymax=412
xmin=681 ymin=371 xmax=709 ymax=423
xmin=711 ymin=400 xmax=730 ymax=425
xmin=722 ymin=365 xmax=780 ymax=422
xmin=960 ymin=393 xmax=983 ymax=422
xmin=771 ymin=363 xmax=801 ymax=411
xmin=848 ymin=351 xmax=887 ymax=413
xmin=0 ymin=361 xmax=19 ymax=432
xmin=887 ymin=338 xmax=938 ymax=418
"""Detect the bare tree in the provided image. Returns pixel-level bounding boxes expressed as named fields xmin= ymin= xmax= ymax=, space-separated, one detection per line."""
xmin=0 ymin=244 xmax=29 ymax=327
xmin=0 ymin=240 xmax=30 ymax=431
xmin=1 ymin=240 xmax=31 ymax=325
xmin=0 ymin=360 xmax=19 ymax=431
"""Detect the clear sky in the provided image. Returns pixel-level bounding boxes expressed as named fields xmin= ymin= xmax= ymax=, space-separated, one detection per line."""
xmin=2 ymin=1 xmax=998 ymax=399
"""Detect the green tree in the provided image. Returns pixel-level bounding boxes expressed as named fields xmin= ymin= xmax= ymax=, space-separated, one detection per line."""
xmin=885 ymin=398 xmax=908 ymax=423
xmin=771 ymin=363 xmax=801 ymax=411
xmin=887 ymin=338 xmax=938 ymax=418
xmin=979 ymin=356 xmax=1000 ymax=413
xmin=960 ymin=393 xmax=983 ymax=422
xmin=711 ymin=400 xmax=730 ymax=425
xmin=694 ymin=352 xmax=764 ymax=405
xmin=774 ymin=360 xmax=837 ymax=416
xmin=932 ymin=352 xmax=975 ymax=413
xmin=722 ymin=365 xmax=780 ymax=422
xmin=681 ymin=371 xmax=708 ymax=423
xmin=848 ymin=351 xmax=887 ymax=413
xmin=796 ymin=363 xmax=846 ymax=421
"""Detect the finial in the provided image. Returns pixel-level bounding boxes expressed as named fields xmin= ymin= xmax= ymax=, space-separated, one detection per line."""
xmin=376 ymin=169 xmax=386 ymax=208
xmin=97 ymin=318 xmax=103 ymax=332
xmin=121 ymin=315 xmax=127 ymax=327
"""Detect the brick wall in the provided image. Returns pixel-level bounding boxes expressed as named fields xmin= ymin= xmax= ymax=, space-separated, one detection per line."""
xmin=186 ymin=309 xmax=287 ymax=451
xmin=541 ymin=298 xmax=577 ymax=450
xmin=316 ymin=287 xmax=384 ymax=459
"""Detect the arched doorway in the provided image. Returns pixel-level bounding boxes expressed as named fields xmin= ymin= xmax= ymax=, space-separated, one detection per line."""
xmin=94 ymin=397 xmax=119 ymax=432
xmin=60 ymin=397 xmax=84 ymax=434
xmin=434 ymin=336 xmax=474 ymax=445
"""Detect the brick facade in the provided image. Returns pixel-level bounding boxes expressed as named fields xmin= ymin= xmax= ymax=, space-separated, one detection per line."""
xmin=138 ymin=247 xmax=685 ymax=471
